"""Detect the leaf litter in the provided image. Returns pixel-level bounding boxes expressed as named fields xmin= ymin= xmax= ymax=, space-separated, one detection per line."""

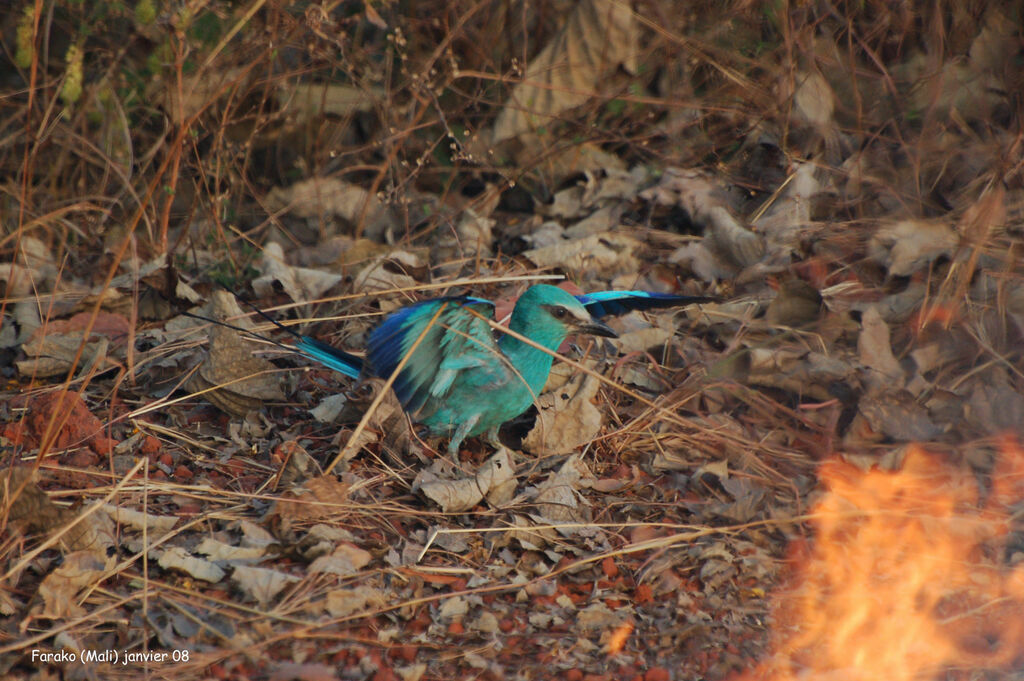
xmin=2 ymin=2 xmax=1024 ymax=680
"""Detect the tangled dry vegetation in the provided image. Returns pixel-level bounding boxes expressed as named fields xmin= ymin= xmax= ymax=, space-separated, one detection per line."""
xmin=1 ymin=1 xmax=1023 ymax=680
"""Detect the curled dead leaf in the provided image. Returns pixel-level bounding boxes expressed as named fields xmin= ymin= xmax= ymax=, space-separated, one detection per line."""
xmin=490 ymin=0 xmax=636 ymax=144
xmin=231 ymin=565 xmax=300 ymax=606
xmin=857 ymin=305 xmax=903 ymax=390
xmin=308 ymin=542 xmax=373 ymax=576
xmin=414 ymin=449 xmax=515 ymax=512
xmin=158 ymin=546 xmax=226 ymax=583
xmin=17 ymin=332 xmax=113 ymax=379
xmin=324 ymin=585 xmax=388 ymax=618
xmin=523 ymin=371 xmax=603 ymax=455
xmin=265 ymin=177 xmax=393 ymax=241
xmin=253 ymin=241 xmax=343 ymax=303
xmin=523 ymin=232 xmax=642 ymax=279
xmin=270 ymin=475 xmax=352 ymax=527
xmin=192 ymin=291 xmax=287 ymax=416
xmin=532 ymin=455 xmax=595 ymax=524
xmin=34 ymin=550 xmax=112 ymax=620
xmin=869 ymin=220 xmax=958 ymax=277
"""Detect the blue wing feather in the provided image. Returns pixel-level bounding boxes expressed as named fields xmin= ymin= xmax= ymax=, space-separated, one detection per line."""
xmin=364 ymin=296 xmax=498 ymax=414
xmin=576 ymin=291 xmax=714 ymax=318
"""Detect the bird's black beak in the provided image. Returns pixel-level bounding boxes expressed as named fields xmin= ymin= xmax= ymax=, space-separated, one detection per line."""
xmin=574 ymin=318 xmax=618 ymax=339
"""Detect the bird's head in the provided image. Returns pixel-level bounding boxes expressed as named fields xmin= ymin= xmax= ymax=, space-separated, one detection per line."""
xmin=510 ymin=285 xmax=617 ymax=347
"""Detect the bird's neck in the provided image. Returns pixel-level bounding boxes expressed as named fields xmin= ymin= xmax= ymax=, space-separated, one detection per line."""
xmin=498 ymin=325 xmax=564 ymax=397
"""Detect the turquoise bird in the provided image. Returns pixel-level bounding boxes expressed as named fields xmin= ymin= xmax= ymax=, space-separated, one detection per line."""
xmin=222 ymin=284 xmax=710 ymax=455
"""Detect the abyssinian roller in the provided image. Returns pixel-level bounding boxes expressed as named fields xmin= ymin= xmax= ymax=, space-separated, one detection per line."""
xmin=208 ymin=284 xmax=712 ymax=455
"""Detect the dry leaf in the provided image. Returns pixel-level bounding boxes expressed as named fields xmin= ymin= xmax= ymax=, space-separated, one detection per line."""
xmin=711 ymin=477 xmax=767 ymax=523
xmin=575 ymin=602 xmax=627 ymax=631
xmin=3 ymin=468 xmax=61 ymax=530
xmin=3 ymin=469 xmax=115 ymax=553
xmin=332 ymin=378 xmax=424 ymax=465
xmin=869 ymin=220 xmax=958 ymax=277
xmin=857 ymin=305 xmax=903 ymax=389
xmin=793 ymin=69 xmax=836 ymax=130
xmin=565 ymin=205 xmax=620 ymax=238
xmin=480 ymin=448 xmax=518 ymax=506
xmin=965 ymin=373 xmax=1024 ymax=436
xmin=469 ymin=611 xmax=501 ymax=634
xmin=853 ymin=392 xmax=944 ymax=443
xmin=522 ymin=231 xmax=642 ymax=279
xmin=744 ymin=348 xmax=853 ymax=403
xmin=0 ymin=238 xmax=56 ymax=322
xmin=581 ymin=166 xmax=650 ymax=205
xmin=523 ymin=371 xmax=602 ymax=455
xmin=789 ymin=69 xmax=842 ymax=159
xmin=643 ymin=169 xmax=764 ymax=270
xmin=1 ymin=301 xmax=37 ymax=349
xmin=613 ymin=323 xmax=675 ymax=356
xmin=352 ymin=251 xmax=425 ymax=294
xmin=308 ymin=542 xmax=372 ymax=576
xmin=432 ymin=208 xmax=494 ymax=273
xmin=193 ymin=291 xmax=287 ymax=416
xmin=541 ymin=186 xmax=585 ymax=219
xmin=274 ymin=440 xmax=322 ymax=490
xmin=59 ymin=504 xmax=118 ymax=554
xmin=0 ymin=263 xmax=47 ymax=306
xmin=253 ymin=241 xmax=343 ymax=303
xmin=195 ymin=538 xmax=267 ymax=563
xmin=231 ymin=565 xmax=299 ymax=606
xmin=270 ymin=475 xmax=352 ymax=526
xmin=415 ymin=449 xmax=515 ymax=512
xmin=706 ymin=206 xmax=765 ymax=268
xmin=277 ymin=82 xmax=383 ymax=122
xmin=669 ymin=240 xmax=737 ymax=282
xmin=506 ymin=512 xmax=558 ymax=549
xmin=875 ymin=282 xmax=928 ymax=323
xmin=532 ymin=455 xmax=594 ymax=524
xmin=35 ymin=551 xmax=111 ymax=620
xmin=524 ymin=142 xmax=628 ymax=185
xmin=17 ymin=331 xmax=112 ymax=379
xmin=265 ymin=177 xmax=392 ymax=241
xmin=324 ymin=586 xmax=387 ymax=618
xmin=437 ymin=595 xmax=468 ymax=621
xmin=754 ymin=162 xmax=824 ymax=252
xmin=491 ymin=0 xmax=636 ymax=144
xmin=101 ymin=504 xmax=178 ymax=537
xmin=0 ymin=591 xmax=18 ymax=616
xmin=397 ymin=664 xmax=427 ymax=681
xmin=158 ymin=546 xmax=226 ymax=582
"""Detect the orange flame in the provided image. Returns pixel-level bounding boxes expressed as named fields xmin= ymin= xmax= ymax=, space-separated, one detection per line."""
xmin=742 ymin=441 xmax=1024 ymax=680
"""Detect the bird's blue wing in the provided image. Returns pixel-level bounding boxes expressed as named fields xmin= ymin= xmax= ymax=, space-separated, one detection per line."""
xmin=576 ymin=290 xmax=714 ymax=318
xmin=365 ymin=296 xmax=502 ymax=414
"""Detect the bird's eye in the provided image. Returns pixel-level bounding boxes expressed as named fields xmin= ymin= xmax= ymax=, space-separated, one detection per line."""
xmin=552 ymin=306 xmax=569 ymax=320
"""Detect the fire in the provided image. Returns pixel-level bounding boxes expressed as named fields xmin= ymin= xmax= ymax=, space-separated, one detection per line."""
xmin=743 ymin=442 xmax=1024 ymax=681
